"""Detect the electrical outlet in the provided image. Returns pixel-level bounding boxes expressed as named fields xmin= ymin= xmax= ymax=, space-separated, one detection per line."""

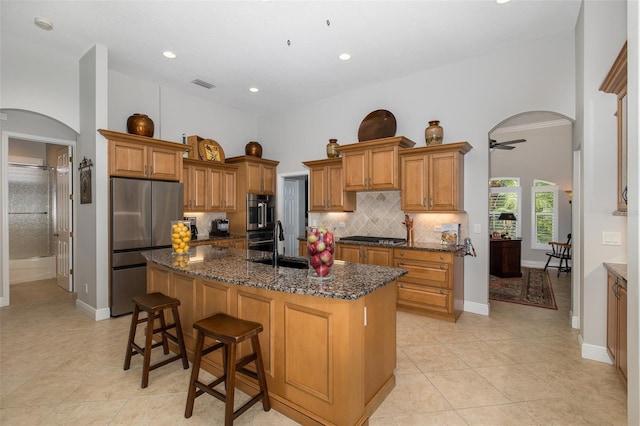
xmin=434 ymin=225 xmax=442 ymax=232
xmin=85 ymin=283 xmax=89 ymax=294
xmin=338 ymin=222 xmax=345 ymax=228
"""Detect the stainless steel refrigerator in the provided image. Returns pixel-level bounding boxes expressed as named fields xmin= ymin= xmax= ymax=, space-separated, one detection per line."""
xmin=110 ymin=177 xmax=183 ymax=316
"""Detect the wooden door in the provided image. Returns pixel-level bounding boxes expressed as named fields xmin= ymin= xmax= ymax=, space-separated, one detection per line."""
xmin=400 ymin=154 xmax=427 ymax=211
xmin=308 ymin=166 xmax=328 ymax=211
xmin=223 ymin=168 xmax=237 ymax=211
xmin=364 ymin=246 xmax=391 ymax=266
xmin=338 ymin=245 xmax=361 ymax=263
xmin=109 ymin=140 xmax=147 ymax=178
xmin=207 ymin=167 xmax=224 ymax=211
xmin=429 ymin=151 xmax=459 ymax=211
xmin=182 ymin=164 xmax=191 ymax=211
xmin=148 ymin=146 xmax=182 ymax=181
xmin=262 ymin=164 xmax=277 ymax=195
xmin=343 ymin=150 xmax=368 ymax=191
xmin=246 ymin=162 xmax=263 ymax=193
xmin=369 ymin=146 xmax=397 ymax=190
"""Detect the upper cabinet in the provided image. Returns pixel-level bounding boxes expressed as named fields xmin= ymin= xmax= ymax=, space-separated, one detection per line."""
xmin=303 ymin=158 xmax=356 ymax=212
xmin=226 ymin=156 xmax=279 ymax=195
xmin=339 ymin=137 xmax=416 ymax=191
xmin=101 ymin=129 xmax=187 ymax=181
xmin=599 ymin=41 xmax=627 ymax=214
xmin=183 ymin=159 xmax=238 ymax=213
xmin=399 ymin=142 xmax=472 ymax=212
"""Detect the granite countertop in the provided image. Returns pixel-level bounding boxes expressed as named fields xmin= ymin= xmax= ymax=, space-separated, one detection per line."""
xmin=143 ymin=245 xmax=407 ymax=300
xmin=604 ymin=262 xmax=627 ymax=282
xmin=298 ymin=237 xmax=464 ymax=254
xmin=192 ymin=234 xmax=244 ymax=243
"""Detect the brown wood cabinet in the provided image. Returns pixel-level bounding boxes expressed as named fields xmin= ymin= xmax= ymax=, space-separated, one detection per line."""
xmin=225 ymin=156 xmax=279 ymax=236
xmin=607 ymin=270 xmax=627 ymax=385
xmin=303 ymin=158 xmax=356 ymax=212
xmin=394 ymin=248 xmax=463 ymax=322
xmin=183 ymin=159 xmax=237 ymax=213
xmin=101 ymin=129 xmax=186 ymax=181
xmin=227 ymin=156 xmax=278 ymax=195
xmin=337 ymin=244 xmax=392 ymax=266
xmin=339 ymin=137 xmax=415 ymax=192
xmin=399 ymin=142 xmax=472 ymax=212
xmin=489 ymin=238 xmax=522 ymax=278
xmin=146 ymin=262 xmax=397 ymax=426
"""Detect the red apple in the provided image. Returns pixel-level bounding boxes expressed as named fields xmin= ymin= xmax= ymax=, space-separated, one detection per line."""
xmin=310 ymin=254 xmax=322 ymax=269
xmin=315 ymin=264 xmax=330 ymax=277
xmin=318 ymin=226 xmax=328 ymax=234
xmin=319 ymin=249 xmax=332 ymax=264
xmin=307 ymin=241 xmax=317 ymax=255
xmin=315 ymin=241 xmax=326 ymax=252
xmin=307 ymin=231 xmax=319 ymax=243
xmin=324 ymin=232 xmax=334 ymax=246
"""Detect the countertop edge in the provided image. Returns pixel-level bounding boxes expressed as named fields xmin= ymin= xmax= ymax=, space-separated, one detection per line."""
xmin=604 ymin=262 xmax=627 ymax=282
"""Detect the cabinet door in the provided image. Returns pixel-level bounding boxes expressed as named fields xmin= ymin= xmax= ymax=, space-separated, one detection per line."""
xmin=308 ymin=166 xmax=328 ymax=211
xmin=338 ymin=245 xmax=361 ymax=263
xmin=364 ymin=246 xmax=391 ymax=266
xmin=343 ymin=150 xmax=368 ymax=191
xmin=207 ymin=167 xmax=224 ymax=211
xmin=606 ymin=273 xmax=618 ymax=362
xmin=148 ymin=146 xmax=182 ymax=181
xmin=400 ymin=154 xmax=428 ymax=211
xmin=369 ymin=146 xmax=397 ymax=190
xmin=262 ymin=164 xmax=277 ymax=195
xmin=191 ymin=165 xmax=208 ymax=211
xmin=397 ymin=284 xmax=452 ymax=315
xmin=327 ymin=162 xmax=355 ymax=211
xmin=246 ymin=162 xmax=263 ymax=193
xmin=428 ymin=151 xmax=459 ymax=211
xmin=618 ymin=283 xmax=627 ymax=383
xmin=223 ymin=168 xmax=237 ymax=211
xmin=110 ymin=140 xmax=148 ymax=178
xmin=182 ymin=164 xmax=191 ymax=211
xmin=394 ymin=259 xmax=449 ymax=289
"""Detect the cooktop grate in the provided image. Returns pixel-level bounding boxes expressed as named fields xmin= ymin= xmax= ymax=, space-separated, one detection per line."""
xmin=340 ymin=235 xmax=407 ymax=245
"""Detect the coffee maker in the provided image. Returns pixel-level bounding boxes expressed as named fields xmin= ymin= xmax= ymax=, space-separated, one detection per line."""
xmin=184 ymin=217 xmax=198 ymax=238
xmin=210 ymin=219 xmax=230 ymax=237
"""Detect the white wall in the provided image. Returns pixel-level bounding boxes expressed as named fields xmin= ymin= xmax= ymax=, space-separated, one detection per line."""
xmin=259 ymin=31 xmax=576 ymax=313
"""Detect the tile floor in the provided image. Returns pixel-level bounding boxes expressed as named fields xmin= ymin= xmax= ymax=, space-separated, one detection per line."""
xmin=0 ymin=273 xmax=627 ymax=425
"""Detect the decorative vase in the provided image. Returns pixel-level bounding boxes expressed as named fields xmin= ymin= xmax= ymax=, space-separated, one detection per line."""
xmin=425 ymin=120 xmax=443 ymax=145
xmin=170 ymin=220 xmax=191 ymax=255
xmin=245 ymin=141 xmax=263 ymax=157
xmin=126 ymin=113 xmax=154 ymax=137
xmin=326 ymin=139 xmax=340 ymax=158
xmin=307 ymin=226 xmax=335 ymax=279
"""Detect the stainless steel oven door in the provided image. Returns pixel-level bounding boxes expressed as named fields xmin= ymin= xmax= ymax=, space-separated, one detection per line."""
xmin=246 ymin=194 xmax=275 ymax=230
xmin=246 ymin=229 xmax=275 ymax=252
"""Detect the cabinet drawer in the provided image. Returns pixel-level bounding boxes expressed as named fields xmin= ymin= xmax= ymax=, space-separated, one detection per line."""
xmin=394 ymin=249 xmax=452 ymax=264
xmin=394 ymin=259 xmax=449 ymax=288
xmin=398 ymin=284 xmax=451 ymax=315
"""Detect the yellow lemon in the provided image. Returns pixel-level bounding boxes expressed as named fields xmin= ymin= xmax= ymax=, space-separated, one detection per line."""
xmin=175 ymin=248 xmax=184 ymax=254
xmin=179 ymin=241 xmax=186 ymax=248
xmin=182 ymin=237 xmax=190 ymax=243
xmin=183 ymin=245 xmax=189 ymax=251
xmin=172 ymin=233 xmax=180 ymax=239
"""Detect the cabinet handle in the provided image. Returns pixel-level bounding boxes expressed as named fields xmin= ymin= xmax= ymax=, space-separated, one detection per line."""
xmin=422 ymin=197 xmax=426 ymax=207
xmin=613 ymin=280 xmax=620 ymax=299
xmin=440 ymin=255 xmax=444 ymax=260
xmin=398 ymin=261 xmax=405 ymax=266
xmin=144 ymin=165 xmax=148 ymax=176
xmin=440 ymin=289 xmax=444 ymax=294
xmin=440 ymin=264 xmax=445 ymax=269
xmin=150 ymin=166 xmax=153 ymax=176
xmin=429 ymin=198 xmax=433 ymax=208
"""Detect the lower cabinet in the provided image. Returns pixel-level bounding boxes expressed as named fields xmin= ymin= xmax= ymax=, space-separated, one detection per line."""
xmin=337 ymin=244 xmax=392 ymax=266
xmin=394 ymin=248 xmax=463 ymax=322
xmin=607 ymin=270 xmax=627 ymax=385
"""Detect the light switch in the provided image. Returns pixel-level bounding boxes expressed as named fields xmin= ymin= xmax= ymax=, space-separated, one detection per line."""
xmin=602 ymin=232 xmax=621 ymax=245
xmin=474 ymin=224 xmax=481 ymax=234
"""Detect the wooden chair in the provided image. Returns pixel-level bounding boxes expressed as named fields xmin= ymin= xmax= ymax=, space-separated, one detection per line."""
xmin=544 ymin=233 xmax=572 ymax=276
xmin=185 ymin=313 xmax=270 ymax=425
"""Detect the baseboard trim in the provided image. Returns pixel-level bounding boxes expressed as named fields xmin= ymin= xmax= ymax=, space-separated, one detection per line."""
xmin=464 ymin=300 xmax=489 ymax=316
xmin=579 ymin=335 xmax=613 ymax=364
xmin=571 ymin=312 xmax=580 ymax=329
xmin=75 ymin=298 xmax=111 ymax=321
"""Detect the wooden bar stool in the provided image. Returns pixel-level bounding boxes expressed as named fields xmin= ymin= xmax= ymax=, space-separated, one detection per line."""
xmin=123 ymin=292 xmax=189 ymax=388
xmin=184 ymin=313 xmax=270 ymax=424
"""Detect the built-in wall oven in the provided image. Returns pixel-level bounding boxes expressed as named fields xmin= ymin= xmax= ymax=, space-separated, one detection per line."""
xmin=246 ymin=194 xmax=276 ymax=252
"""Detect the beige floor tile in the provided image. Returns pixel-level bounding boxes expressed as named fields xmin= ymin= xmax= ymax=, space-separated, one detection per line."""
xmin=0 ymin=405 xmax=56 ymax=425
xmin=402 ymin=344 xmax=470 ymax=373
xmin=474 ymin=364 xmax=564 ymax=402
xmin=395 ymin=347 xmax=420 ymax=375
xmin=443 ymin=341 xmax=517 ymax=368
xmin=109 ymin=393 xmax=189 ymax=425
xmin=41 ymin=399 xmax=127 ymax=425
xmin=373 ymin=373 xmax=453 ymax=417
xmin=426 ymin=368 xmax=511 ymax=409
xmin=396 ymin=325 xmax=439 ymax=347
xmin=393 ymin=410 xmax=468 ymax=425
xmin=519 ymin=396 xmax=628 ymax=425
xmin=457 ymin=403 xmax=537 ymax=425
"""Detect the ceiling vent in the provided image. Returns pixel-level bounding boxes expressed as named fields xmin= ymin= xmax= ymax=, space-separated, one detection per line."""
xmin=191 ymin=79 xmax=215 ymax=89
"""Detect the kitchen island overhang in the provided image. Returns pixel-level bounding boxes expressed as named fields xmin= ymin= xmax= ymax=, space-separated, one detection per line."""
xmin=143 ymin=246 xmax=407 ymax=426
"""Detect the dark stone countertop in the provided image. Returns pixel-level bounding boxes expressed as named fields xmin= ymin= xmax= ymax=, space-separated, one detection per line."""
xmin=604 ymin=262 xmax=627 ymax=282
xmin=192 ymin=234 xmax=244 ymax=243
xmin=299 ymin=237 xmax=464 ymax=254
xmin=143 ymin=246 xmax=407 ymax=300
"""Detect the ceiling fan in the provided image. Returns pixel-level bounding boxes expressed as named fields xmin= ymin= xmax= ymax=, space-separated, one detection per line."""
xmin=489 ymin=138 xmax=527 ymax=150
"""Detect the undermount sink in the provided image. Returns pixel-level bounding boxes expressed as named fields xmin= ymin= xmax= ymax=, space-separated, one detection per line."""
xmin=249 ymin=256 xmax=309 ymax=270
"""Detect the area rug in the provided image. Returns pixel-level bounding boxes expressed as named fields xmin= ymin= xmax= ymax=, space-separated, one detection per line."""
xmin=490 ymin=267 xmax=557 ymax=310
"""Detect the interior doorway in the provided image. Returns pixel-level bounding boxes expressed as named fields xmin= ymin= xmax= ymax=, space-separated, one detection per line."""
xmin=488 ymin=110 xmax=576 ymax=321
xmin=281 ymin=173 xmax=308 ymax=257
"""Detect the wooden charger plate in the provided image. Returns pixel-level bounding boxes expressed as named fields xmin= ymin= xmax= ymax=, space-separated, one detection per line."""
xmin=198 ymin=139 xmax=225 ymax=162
xmin=357 ymin=109 xmax=397 ymax=142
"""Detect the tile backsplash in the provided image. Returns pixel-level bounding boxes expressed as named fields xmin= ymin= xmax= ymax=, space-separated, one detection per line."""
xmin=309 ymin=191 xmax=468 ymax=243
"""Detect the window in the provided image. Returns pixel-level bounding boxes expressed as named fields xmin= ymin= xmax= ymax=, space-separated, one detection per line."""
xmin=489 ymin=178 xmax=521 ymax=237
xmin=531 ymin=180 xmax=558 ymax=249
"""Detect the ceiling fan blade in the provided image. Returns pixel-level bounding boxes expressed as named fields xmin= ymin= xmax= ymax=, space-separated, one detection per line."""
xmin=493 ymin=144 xmax=516 ymax=150
xmin=500 ymin=138 xmax=527 ymax=145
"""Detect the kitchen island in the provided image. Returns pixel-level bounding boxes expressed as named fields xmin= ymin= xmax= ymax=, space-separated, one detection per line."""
xmin=143 ymin=245 xmax=407 ymax=426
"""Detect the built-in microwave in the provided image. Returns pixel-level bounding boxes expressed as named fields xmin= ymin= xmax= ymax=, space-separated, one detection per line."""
xmin=246 ymin=194 xmax=275 ymax=231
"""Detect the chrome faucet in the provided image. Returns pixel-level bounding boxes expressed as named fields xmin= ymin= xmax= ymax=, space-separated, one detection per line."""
xmin=273 ymin=220 xmax=285 ymax=267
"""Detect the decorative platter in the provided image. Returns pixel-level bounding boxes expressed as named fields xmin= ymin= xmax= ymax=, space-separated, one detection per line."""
xmin=198 ymin=139 xmax=225 ymax=162
xmin=357 ymin=109 xmax=397 ymax=142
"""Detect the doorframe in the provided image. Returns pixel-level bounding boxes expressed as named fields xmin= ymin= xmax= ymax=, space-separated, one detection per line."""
xmin=1 ymin=131 xmax=76 ymax=307
xmin=277 ymin=171 xmax=309 ymax=256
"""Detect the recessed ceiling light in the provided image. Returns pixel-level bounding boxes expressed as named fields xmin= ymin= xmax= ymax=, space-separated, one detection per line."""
xmin=163 ymin=51 xmax=177 ymax=59
xmin=339 ymin=53 xmax=351 ymax=61
xmin=496 ymin=0 xmax=511 ymax=4
xmin=249 ymin=87 xmax=259 ymax=93
xmin=34 ymin=17 xmax=53 ymax=31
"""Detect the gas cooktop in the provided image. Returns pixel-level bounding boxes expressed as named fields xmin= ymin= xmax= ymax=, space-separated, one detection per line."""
xmin=340 ymin=235 xmax=407 ymax=246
